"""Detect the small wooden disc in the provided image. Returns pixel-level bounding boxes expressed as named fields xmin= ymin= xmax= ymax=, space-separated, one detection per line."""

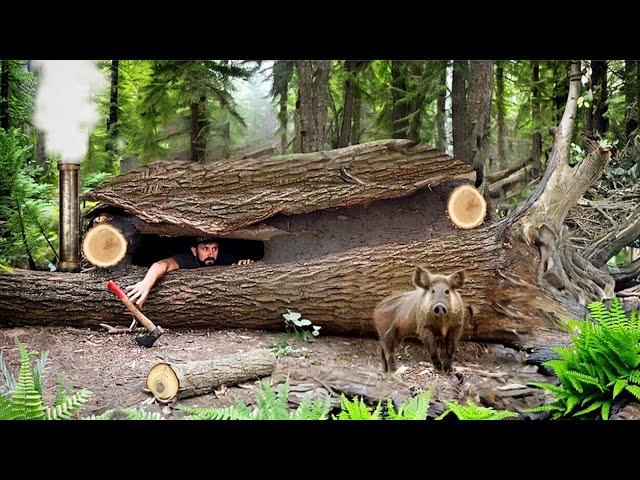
xmin=446 ymin=184 xmax=487 ymax=229
xmin=82 ymin=224 xmax=127 ymax=267
xmin=147 ymin=363 xmax=180 ymax=402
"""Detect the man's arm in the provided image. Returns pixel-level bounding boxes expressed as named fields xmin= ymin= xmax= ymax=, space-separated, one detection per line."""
xmin=125 ymin=257 xmax=179 ymax=307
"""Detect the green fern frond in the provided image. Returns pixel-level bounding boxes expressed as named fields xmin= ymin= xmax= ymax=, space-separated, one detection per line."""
xmin=32 ymin=349 xmax=48 ymax=398
xmin=573 ymin=401 xmax=603 ymax=417
xmin=46 ymin=389 xmax=92 ymax=420
xmin=601 ymin=400 xmax=612 ymax=420
xmin=613 ymin=379 xmax=629 ymax=399
xmin=625 ymin=384 xmax=640 ymax=401
xmin=290 ymin=394 xmax=332 ymax=420
xmin=436 ymin=400 xmax=518 ymax=420
xmin=522 ymin=403 xmax=563 ymax=413
xmin=121 ymin=409 xmax=163 ymax=420
xmin=8 ymin=341 xmax=46 ymax=420
xmin=0 ymin=350 xmax=17 ymax=394
xmin=335 ymin=395 xmax=382 ymax=420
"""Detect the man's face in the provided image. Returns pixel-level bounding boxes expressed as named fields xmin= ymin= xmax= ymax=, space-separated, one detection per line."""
xmin=192 ymin=242 xmax=219 ymax=266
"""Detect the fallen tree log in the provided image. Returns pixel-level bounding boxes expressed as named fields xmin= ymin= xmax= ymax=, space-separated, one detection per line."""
xmin=146 ymin=349 xmax=276 ymax=402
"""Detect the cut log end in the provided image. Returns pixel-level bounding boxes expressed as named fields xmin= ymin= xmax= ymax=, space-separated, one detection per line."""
xmin=82 ymin=224 xmax=127 ymax=267
xmin=446 ymin=184 xmax=487 ymax=230
xmin=147 ymin=363 xmax=180 ymax=402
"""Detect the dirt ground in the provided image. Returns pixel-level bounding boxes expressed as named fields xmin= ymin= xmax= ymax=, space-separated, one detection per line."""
xmin=0 ymin=325 xmax=555 ymax=419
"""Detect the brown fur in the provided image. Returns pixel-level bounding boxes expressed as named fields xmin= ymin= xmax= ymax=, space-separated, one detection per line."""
xmin=373 ymin=266 xmax=467 ymax=373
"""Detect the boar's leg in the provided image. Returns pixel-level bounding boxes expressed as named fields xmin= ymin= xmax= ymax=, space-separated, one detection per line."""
xmin=381 ymin=326 xmax=400 ymax=372
xmin=419 ymin=329 xmax=442 ymax=371
xmin=442 ymin=326 xmax=463 ymax=373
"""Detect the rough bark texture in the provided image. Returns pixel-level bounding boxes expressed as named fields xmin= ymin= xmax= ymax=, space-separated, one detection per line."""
xmin=337 ymin=60 xmax=356 ymax=148
xmin=296 ymin=60 xmax=331 ymax=153
xmin=531 ymin=61 xmax=542 ymax=177
xmin=624 ymin=60 xmax=638 ymax=137
xmin=154 ymin=350 xmax=276 ymax=400
xmin=0 ymin=60 xmax=9 ymax=130
xmin=452 ymin=60 xmax=467 ymax=161
xmin=436 ymin=62 xmax=447 ymax=152
xmin=351 ymin=82 xmax=362 ymax=145
xmin=496 ymin=63 xmax=506 ymax=167
xmin=83 ymin=140 xmax=475 ymax=237
xmin=591 ymin=60 xmax=609 ymax=137
xmin=391 ymin=61 xmax=410 ymax=139
xmin=189 ymin=96 xmax=207 ymax=162
xmin=106 ymin=60 xmax=119 ymax=142
xmin=464 ymin=60 xmax=494 ymax=184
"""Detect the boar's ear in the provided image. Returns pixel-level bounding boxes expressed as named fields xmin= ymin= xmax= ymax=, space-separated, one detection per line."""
xmin=448 ymin=270 xmax=465 ymax=289
xmin=412 ymin=265 xmax=432 ymax=290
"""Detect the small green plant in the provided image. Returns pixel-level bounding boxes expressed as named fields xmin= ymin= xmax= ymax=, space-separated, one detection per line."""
xmin=334 ymin=395 xmax=383 ymax=420
xmin=0 ymin=340 xmax=92 ymax=420
xmin=526 ymin=299 xmax=640 ymax=420
xmin=180 ymin=379 xmax=332 ymax=420
xmin=269 ymin=337 xmax=311 ymax=358
xmin=282 ymin=310 xmax=322 ymax=341
xmin=436 ymin=400 xmax=519 ymax=420
xmin=385 ymin=390 xmax=434 ymax=420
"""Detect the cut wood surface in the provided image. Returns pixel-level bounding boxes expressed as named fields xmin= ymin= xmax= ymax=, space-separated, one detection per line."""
xmin=82 ymin=224 xmax=127 ymax=267
xmin=83 ymin=139 xmax=475 ymax=237
xmin=447 ymin=184 xmax=487 ymax=229
xmin=147 ymin=349 xmax=276 ymax=401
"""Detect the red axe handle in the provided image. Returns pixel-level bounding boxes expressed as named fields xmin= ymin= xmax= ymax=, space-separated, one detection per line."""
xmin=106 ymin=280 xmax=157 ymax=333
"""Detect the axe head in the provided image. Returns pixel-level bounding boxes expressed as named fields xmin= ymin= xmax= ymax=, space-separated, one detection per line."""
xmin=136 ymin=326 xmax=164 ymax=348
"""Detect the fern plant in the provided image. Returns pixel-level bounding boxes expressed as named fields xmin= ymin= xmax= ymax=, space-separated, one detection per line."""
xmin=85 ymin=409 xmax=163 ymax=420
xmin=385 ymin=390 xmax=434 ymax=420
xmin=436 ymin=400 xmax=519 ymax=420
xmin=0 ymin=340 xmax=92 ymax=420
xmin=180 ymin=379 xmax=332 ymax=420
xmin=334 ymin=395 xmax=383 ymax=420
xmin=527 ymin=299 xmax=640 ymax=420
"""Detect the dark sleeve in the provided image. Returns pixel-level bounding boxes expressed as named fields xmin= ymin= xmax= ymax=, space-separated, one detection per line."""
xmin=216 ymin=250 xmax=236 ymax=266
xmin=172 ymin=252 xmax=198 ymax=269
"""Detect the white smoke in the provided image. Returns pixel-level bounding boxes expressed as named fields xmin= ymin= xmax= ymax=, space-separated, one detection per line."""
xmin=32 ymin=60 xmax=107 ymax=164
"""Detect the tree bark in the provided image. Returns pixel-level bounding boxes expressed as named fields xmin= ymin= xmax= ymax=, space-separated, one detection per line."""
xmin=0 ymin=60 xmax=9 ymax=130
xmin=531 ymin=61 xmax=542 ymax=177
xmin=147 ymin=350 xmax=276 ymax=401
xmin=591 ymin=60 xmax=609 ymax=137
xmin=496 ymin=62 xmax=506 ymax=167
xmin=337 ymin=60 xmax=356 ymax=148
xmin=625 ymin=60 xmax=639 ymax=137
xmin=106 ymin=60 xmax=119 ymax=143
xmin=390 ymin=61 xmax=410 ymax=139
xmin=436 ymin=61 xmax=447 ymax=152
xmin=279 ymin=90 xmax=287 ymax=154
xmin=452 ymin=60 xmax=468 ymax=160
xmin=189 ymin=95 xmax=207 ymax=162
xmin=464 ymin=60 xmax=494 ymax=187
xmin=351 ymin=82 xmax=362 ymax=145
xmin=296 ymin=61 xmax=331 ymax=153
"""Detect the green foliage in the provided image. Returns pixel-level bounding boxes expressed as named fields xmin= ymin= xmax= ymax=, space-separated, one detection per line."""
xmin=385 ymin=390 xmax=434 ymax=420
xmin=180 ymin=379 xmax=332 ymax=420
xmin=0 ymin=340 xmax=92 ymax=420
xmin=269 ymin=336 xmax=311 ymax=358
xmin=334 ymin=395 xmax=383 ymax=420
xmin=282 ymin=310 xmax=322 ymax=341
xmin=527 ymin=299 xmax=640 ymax=420
xmin=436 ymin=400 xmax=519 ymax=420
xmin=0 ymin=128 xmax=57 ymax=268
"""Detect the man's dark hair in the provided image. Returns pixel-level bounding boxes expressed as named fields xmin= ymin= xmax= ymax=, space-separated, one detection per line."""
xmin=193 ymin=236 xmax=223 ymax=247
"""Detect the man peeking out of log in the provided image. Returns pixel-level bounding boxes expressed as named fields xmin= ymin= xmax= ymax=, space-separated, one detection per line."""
xmin=125 ymin=237 xmax=253 ymax=306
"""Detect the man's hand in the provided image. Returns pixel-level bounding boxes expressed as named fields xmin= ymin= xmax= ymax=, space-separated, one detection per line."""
xmin=236 ymin=259 xmax=253 ymax=266
xmin=125 ymin=280 xmax=152 ymax=307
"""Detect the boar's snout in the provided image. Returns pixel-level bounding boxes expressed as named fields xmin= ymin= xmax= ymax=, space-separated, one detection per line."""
xmin=433 ymin=303 xmax=448 ymax=316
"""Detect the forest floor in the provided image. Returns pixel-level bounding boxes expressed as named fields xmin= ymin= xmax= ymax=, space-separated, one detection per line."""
xmin=0 ymin=325 xmax=556 ymax=419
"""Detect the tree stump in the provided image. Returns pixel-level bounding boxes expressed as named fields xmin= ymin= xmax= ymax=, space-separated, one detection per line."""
xmin=447 ymin=184 xmax=487 ymax=229
xmin=146 ymin=349 xmax=276 ymax=402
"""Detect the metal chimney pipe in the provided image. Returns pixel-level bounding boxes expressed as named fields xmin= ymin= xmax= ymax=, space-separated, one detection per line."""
xmin=57 ymin=163 xmax=80 ymax=271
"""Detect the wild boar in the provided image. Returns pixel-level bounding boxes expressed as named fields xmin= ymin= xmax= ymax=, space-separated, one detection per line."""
xmin=373 ymin=265 xmax=467 ymax=373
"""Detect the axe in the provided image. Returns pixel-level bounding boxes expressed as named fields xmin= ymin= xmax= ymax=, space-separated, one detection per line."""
xmin=106 ymin=280 xmax=164 ymax=348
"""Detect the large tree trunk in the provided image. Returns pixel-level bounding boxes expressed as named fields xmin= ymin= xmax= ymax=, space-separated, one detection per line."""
xmin=531 ymin=61 xmax=542 ymax=177
xmin=105 ymin=59 xmax=120 ymax=170
xmin=452 ymin=60 xmax=468 ymax=160
xmin=0 ymin=60 xmax=9 ymax=130
xmin=390 ymin=61 xmax=410 ymax=139
xmin=495 ymin=62 xmax=506 ymax=168
xmin=464 ymin=60 xmax=494 ymax=188
xmin=625 ymin=60 xmax=639 ymax=137
xmin=351 ymin=82 xmax=362 ymax=145
xmin=591 ymin=60 xmax=609 ymax=137
xmin=189 ymin=95 xmax=207 ymax=162
xmin=337 ymin=60 xmax=356 ymax=148
xmin=436 ymin=61 xmax=447 ymax=152
xmin=296 ymin=60 xmax=331 ymax=153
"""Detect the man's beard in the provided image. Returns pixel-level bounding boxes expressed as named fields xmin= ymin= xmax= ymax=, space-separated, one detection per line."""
xmin=197 ymin=257 xmax=216 ymax=266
